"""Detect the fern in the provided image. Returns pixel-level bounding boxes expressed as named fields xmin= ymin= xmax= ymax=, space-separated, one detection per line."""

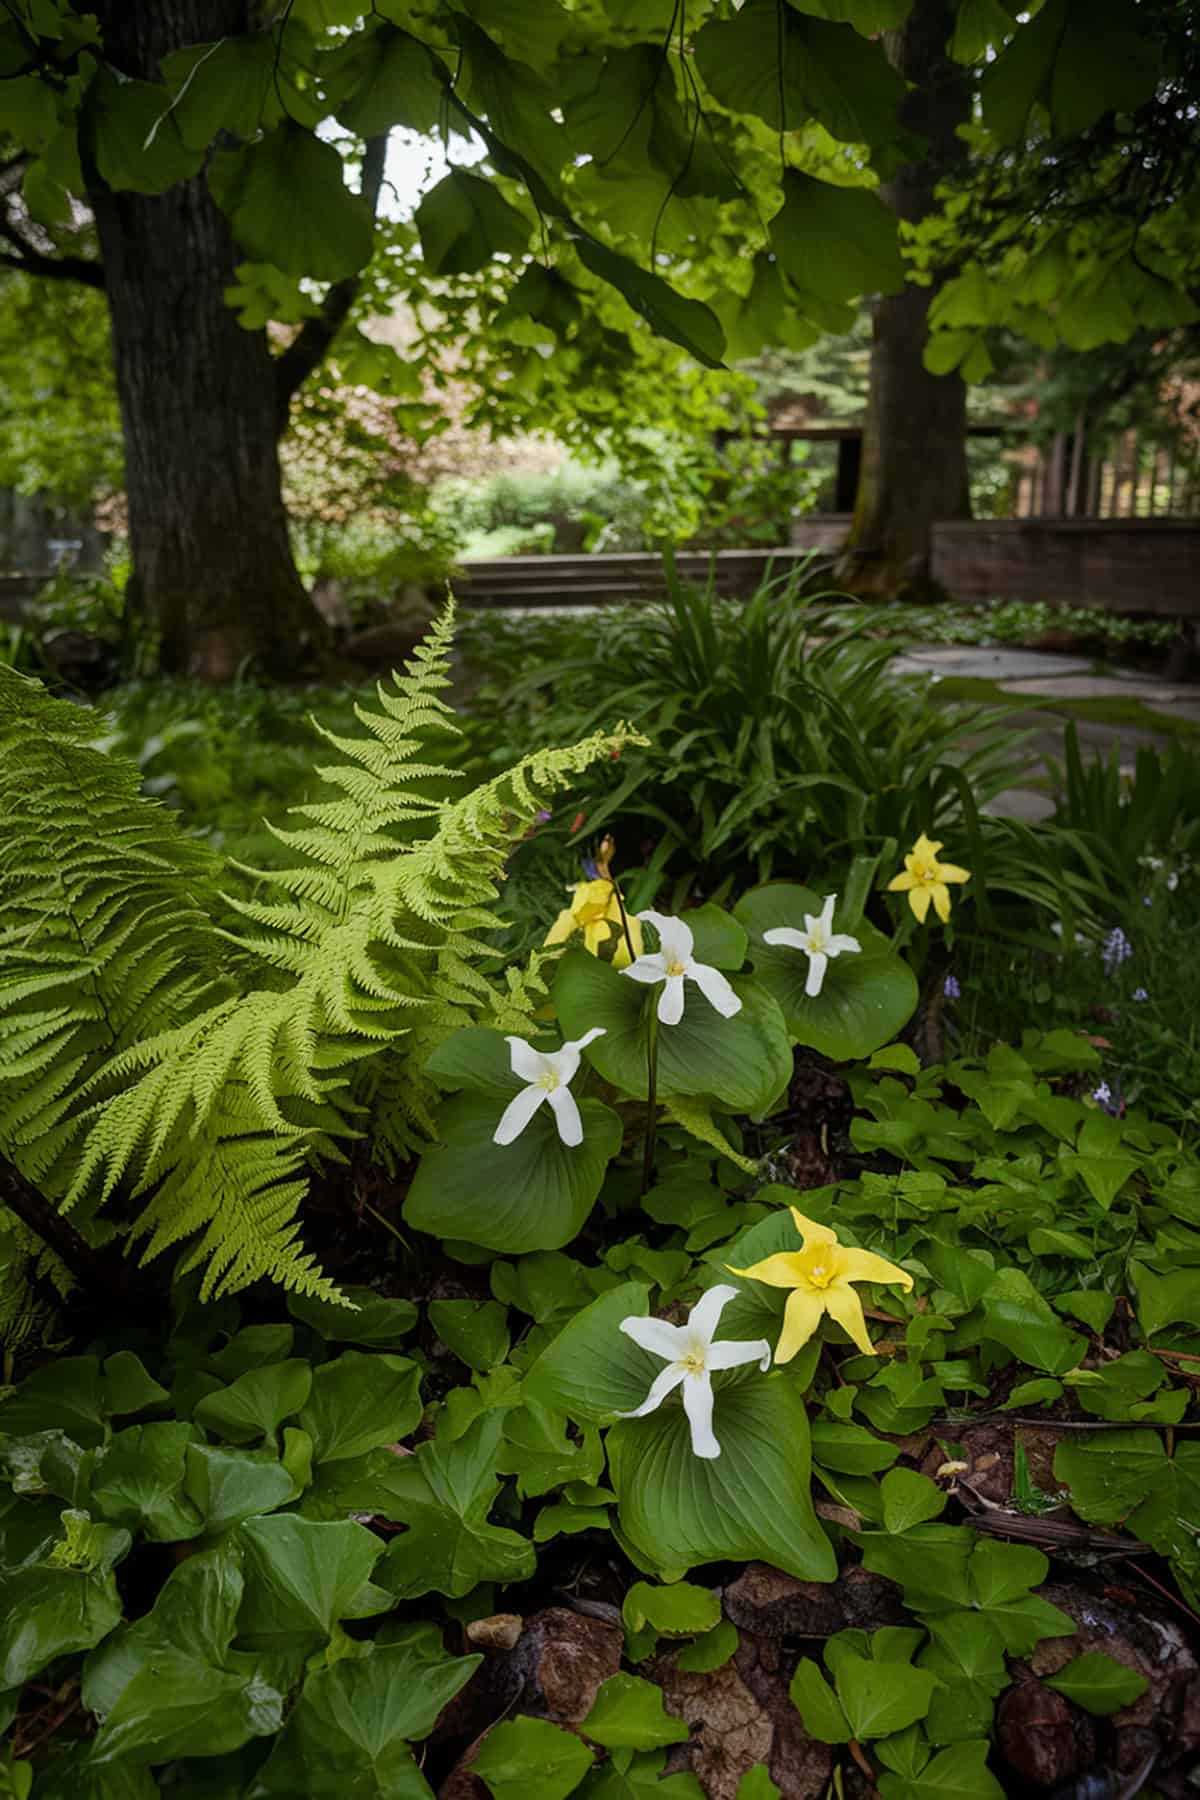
xmin=0 ymin=604 xmax=643 ymax=1302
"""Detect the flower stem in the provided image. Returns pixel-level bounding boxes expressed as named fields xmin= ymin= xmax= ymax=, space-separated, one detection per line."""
xmin=641 ymin=1003 xmax=659 ymax=1199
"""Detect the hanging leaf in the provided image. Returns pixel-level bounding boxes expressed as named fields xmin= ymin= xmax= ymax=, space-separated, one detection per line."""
xmin=211 ymin=126 xmax=375 ymax=280
xmin=88 ymin=67 xmax=205 ymax=194
xmin=572 ymin=236 xmax=727 ymax=369
xmin=415 ymin=168 xmax=532 ymax=275
xmin=771 ymin=171 xmax=905 ymax=304
xmin=332 ymin=23 xmax=449 ymax=136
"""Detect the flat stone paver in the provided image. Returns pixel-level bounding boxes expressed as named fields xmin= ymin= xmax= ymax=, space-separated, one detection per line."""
xmin=1000 ymin=676 xmax=1198 ymax=701
xmin=894 ymin=646 xmax=1096 ymax=680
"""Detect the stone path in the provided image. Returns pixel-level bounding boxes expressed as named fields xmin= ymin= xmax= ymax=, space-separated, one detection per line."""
xmin=892 ymin=644 xmax=1199 ymax=824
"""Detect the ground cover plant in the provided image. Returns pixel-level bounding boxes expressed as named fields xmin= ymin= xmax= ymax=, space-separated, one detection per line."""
xmin=1 ymin=607 xmax=1198 ymax=1798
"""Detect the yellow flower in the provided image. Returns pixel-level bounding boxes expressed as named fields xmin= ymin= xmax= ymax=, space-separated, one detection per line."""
xmin=728 ymin=1208 xmax=913 ymax=1363
xmin=887 ymin=833 xmax=970 ymax=924
xmin=545 ymin=879 xmax=643 ymax=968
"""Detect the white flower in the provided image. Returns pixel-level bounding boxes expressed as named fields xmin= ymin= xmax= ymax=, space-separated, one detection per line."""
xmin=762 ymin=893 xmax=861 ymax=998
xmin=493 ymin=1029 xmax=606 ymax=1149
xmin=620 ymin=911 xmax=742 ymax=1027
xmin=617 ymin=1284 xmax=770 ymax=1459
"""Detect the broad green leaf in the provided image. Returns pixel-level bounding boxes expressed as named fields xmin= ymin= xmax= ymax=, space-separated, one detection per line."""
xmin=236 ymin=1515 xmax=387 ymax=1663
xmin=89 ymin=68 xmax=204 ymax=193
xmin=677 ymin=1618 xmax=739 ymax=1672
xmin=18 ymin=1744 xmax=158 ymax=1798
xmin=553 ymin=950 xmax=791 ymax=1115
xmin=811 ymin=1420 xmax=900 ymax=1475
xmin=472 ymin=1716 xmax=594 ymax=1799
xmin=213 ymin=126 xmax=375 ymax=280
xmin=736 ymin=883 xmax=917 ymax=1059
xmin=573 ymin=236 xmax=726 ymax=370
xmin=1130 ymin=1263 xmax=1200 ymax=1338
xmin=1053 ymin=1429 xmax=1174 ymax=1525
xmin=91 ymin=1647 xmax=283 ymax=1767
xmin=416 ymin=168 xmax=530 ymax=274
xmin=298 ymin=1351 xmax=422 ymax=1463
xmin=184 ymin=1441 xmax=298 ymax=1534
xmin=406 ymin=1088 xmax=622 ymax=1253
xmin=523 ymin=1282 xmax=655 ymax=1425
xmin=91 ymin=1423 xmax=202 ymax=1542
xmin=789 ymin=1659 xmax=852 ymax=1743
xmin=623 ymin=1580 xmax=721 ymax=1639
xmin=976 ymin=1268 xmax=1085 ymax=1376
xmin=736 ymin=1771 xmax=781 ymax=1800
xmin=374 ymin=1411 xmax=536 ymax=1599
xmin=576 ymin=1748 xmax=703 ymax=1798
xmin=287 ymin=1287 xmax=418 ymax=1346
xmin=608 ymin=1377 xmax=835 ymax=1583
xmin=0 ymin=72 xmax=59 ymax=150
xmin=160 ymin=32 xmax=311 ymax=146
xmin=254 ymin=1632 xmax=482 ymax=1795
xmin=881 ymin=1468 xmax=946 ymax=1534
xmin=431 ymin=1299 xmax=512 ymax=1371
xmin=209 ymin=1326 xmax=296 ymax=1381
xmin=582 ymin=1673 xmax=688 ymax=1751
xmin=772 ymin=171 xmax=904 ymax=305
xmin=878 ymin=1740 xmax=1004 ymax=1800
xmin=497 ymin=1400 xmax=604 ymax=1498
xmin=193 ymin=1359 xmax=312 ymax=1446
xmin=0 ymin=1547 xmax=126 ymax=1688
xmin=0 ymin=1352 xmax=165 ymax=1449
xmin=834 ymin=1649 xmax=938 ymax=1739
xmin=715 ymin=253 xmax=819 ymax=363
xmin=1044 ymin=1650 xmax=1149 ymax=1715
xmin=334 ymin=24 xmax=448 ymax=136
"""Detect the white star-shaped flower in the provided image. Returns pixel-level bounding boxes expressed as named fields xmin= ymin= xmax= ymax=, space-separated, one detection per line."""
xmin=620 ymin=910 xmax=742 ymax=1027
xmin=493 ymin=1028 xmax=606 ymax=1148
xmin=617 ymin=1284 xmax=771 ymax=1459
xmin=762 ymin=893 xmax=861 ymax=998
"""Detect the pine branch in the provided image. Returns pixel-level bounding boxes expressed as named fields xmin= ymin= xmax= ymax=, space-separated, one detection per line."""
xmin=273 ymin=133 xmax=389 ymax=433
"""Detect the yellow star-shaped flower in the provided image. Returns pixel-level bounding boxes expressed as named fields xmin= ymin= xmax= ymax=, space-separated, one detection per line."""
xmin=887 ymin=833 xmax=970 ymax=924
xmin=544 ymin=878 xmax=643 ymax=968
xmin=728 ymin=1208 xmax=913 ymax=1363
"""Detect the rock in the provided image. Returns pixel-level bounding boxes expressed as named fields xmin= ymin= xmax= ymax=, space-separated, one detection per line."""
xmin=1030 ymin=1581 xmax=1198 ymax=1741
xmin=722 ymin=1561 xmax=904 ymax=1640
xmin=509 ymin=1606 xmax=623 ymax=1724
xmin=996 ymin=1677 xmax=1089 ymax=1788
xmin=466 ymin=1613 xmax=523 ymax=1651
xmin=651 ymin=1637 xmax=833 ymax=1800
xmin=310 ymin=576 xmax=353 ymax=632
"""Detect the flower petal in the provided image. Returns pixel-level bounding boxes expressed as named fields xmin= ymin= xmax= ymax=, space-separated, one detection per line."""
xmin=657 ymin=973 xmax=686 ymax=1026
xmin=789 ymin=1208 xmax=838 ymax=1249
xmin=617 ymin=1361 xmax=687 ymax=1418
xmin=505 ymin=1036 xmax=550 ymax=1084
xmin=544 ymin=908 xmax=577 ymax=947
xmin=823 ymin=1283 xmax=877 ymax=1356
xmin=837 ymin=1246 xmax=914 ymax=1291
xmin=828 ymin=934 xmax=861 ymax=957
xmin=886 ymin=872 xmax=916 ymax=893
xmin=682 ymin=1370 xmax=720 ymax=1458
xmin=567 ymin=1026 xmax=607 ymax=1055
xmin=493 ymin=1084 xmax=546 ymax=1146
xmin=936 ymin=863 xmax=970 ymax=884
xmin=583 ymin=918 xmax=613 ymax=954
xmin=621 ymin=953 xmax=669 ymax=986
xmin=620 ymin=1314 xmax=688 ymax=1362
xmin=817 ymin=894 xmax=837 ymax=934
xmin=804 ymin=951 xmax=828 ymax=999
xmin=762 ymin=926 xmax=809 ymax=950
xmin=609 ymin=909 xmax=643 ymax=969
xmin=909 ymin=885 xmax=933 ymax=924
xmin=639 ymin=909 xmax=694 ymax=965
xmin=706 ymin=1337 xmax=772 ymax=1372
xmin=686 ymin=1282 xmax=739 ymax=1345
xmin=932 ymin=882 xmax=952 ymax=924
xmin=547 ymin=1084 xmax=584 ymax=1148
xmin=914 ymin=835 xmax=943 ymax=859
xmin=775 ymin=1288 xmax=826 ymax=1364
xmin=727 ymin=1251 xmax=809 ymax=1289
xmin=689 ymin=961 xmax=742 ymax=1019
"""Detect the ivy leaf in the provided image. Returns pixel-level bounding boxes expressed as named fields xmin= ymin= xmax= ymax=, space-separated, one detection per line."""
xmin=976 ymin=1268 xmax=1086 ymax=1376
xmin=287 ymin=1287 xmax=418 ymax=1346
xmin=878 ymin=1740 xmax=1005 ymax=1800
xmin=583 ymin=1673 xmax=689 ymax=1751
xmin=193 ymin=1360 xmax=313 ymax=1447
xmin=0 ymin=1526 xmax=127 ymax=1688
xmin=471 ymin=1716 xmax=595 ymax=1799
xmin=298 ymin=1350 xmax=422 ymax=1463
xmin=253 ymin=1630 xmax=482 ymax=1795
xmin=789 ymin=1659 xmax=853 ymax=1743
xmin=577 ymin=1748 xmax=704 ymax=1798
xmin=881 ymin=1468 xmax=947 ymax=1534
xmin=678 ymin=1619 xmax=739 ymax=1672
xmin=811 ymin=1420 xmax=901 ymax=1476
xmin=1130 ymin=1263 xmax=1200 ymax=1338
xmin=211 ymin=126 xmax=375 ymax=280
xmin=431 ymin=1300 xmax=512 ymax=1371
xmin=90 ymin=1423 xmax=202 ymax=1542
xmin=607 ymin=1377 xmax=836 ymax=1583
xmin=623 ymin=1581 xmax=721 ymax=1639
xmin=1054 ymin=1429 xmax=1174 ymax=1525
xmin=1043 ymin=1650 xmax=1150 ymax=1715
xmin=405 ymin=1089 xmax=623 ymax=1254
xmin=415 ymin=168 xmax=531 ymax=274
xmin=183 ymin=1442 xmax=299 ymax=1535
xmin=373 ymin=1411 xmax=536 ymax=1599
xmin=235 ymin=1515 xmax=388 ymax=1665
xmin=834 ymin=1648 xmax=938 ymax=1738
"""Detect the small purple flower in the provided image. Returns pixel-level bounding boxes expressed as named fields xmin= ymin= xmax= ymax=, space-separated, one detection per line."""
xmin=1133 ymin=987 xmax=1148 ymax=1002
xmin=536 ymin=809 xmax=552 ymax=824
xmin=943 ymin=974 xmax=961 ymax=1000
xmin=1092 ymin=1081 xmax=1112 ymax=1106
xmin=1142 ymin=895 xmax=1152 ymax=907
xmin=1101 ymin=927 xmax=1132 ymax=974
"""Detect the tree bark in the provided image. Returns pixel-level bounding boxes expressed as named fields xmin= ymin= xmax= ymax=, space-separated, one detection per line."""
xmin=834 ymin=0 xmax=971 ymax=600
xmin=84 ymin=1 xmax=326 ymax=680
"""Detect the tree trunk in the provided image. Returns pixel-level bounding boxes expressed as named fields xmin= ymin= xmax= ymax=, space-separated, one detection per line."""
xmin=834 ymin=0 xmax=971 ymax=600
xmin=85 ymin=1 xmax=325 ymax=680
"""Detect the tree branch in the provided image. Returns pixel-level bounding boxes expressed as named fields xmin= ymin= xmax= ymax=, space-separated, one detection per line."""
xmin=0 ymin=1156 xmax=157 ymax=1311
xmin=0 ymin=210 xmax=104 ymax=287
xmin=273 ymin=133 xmax=389 ymax=435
